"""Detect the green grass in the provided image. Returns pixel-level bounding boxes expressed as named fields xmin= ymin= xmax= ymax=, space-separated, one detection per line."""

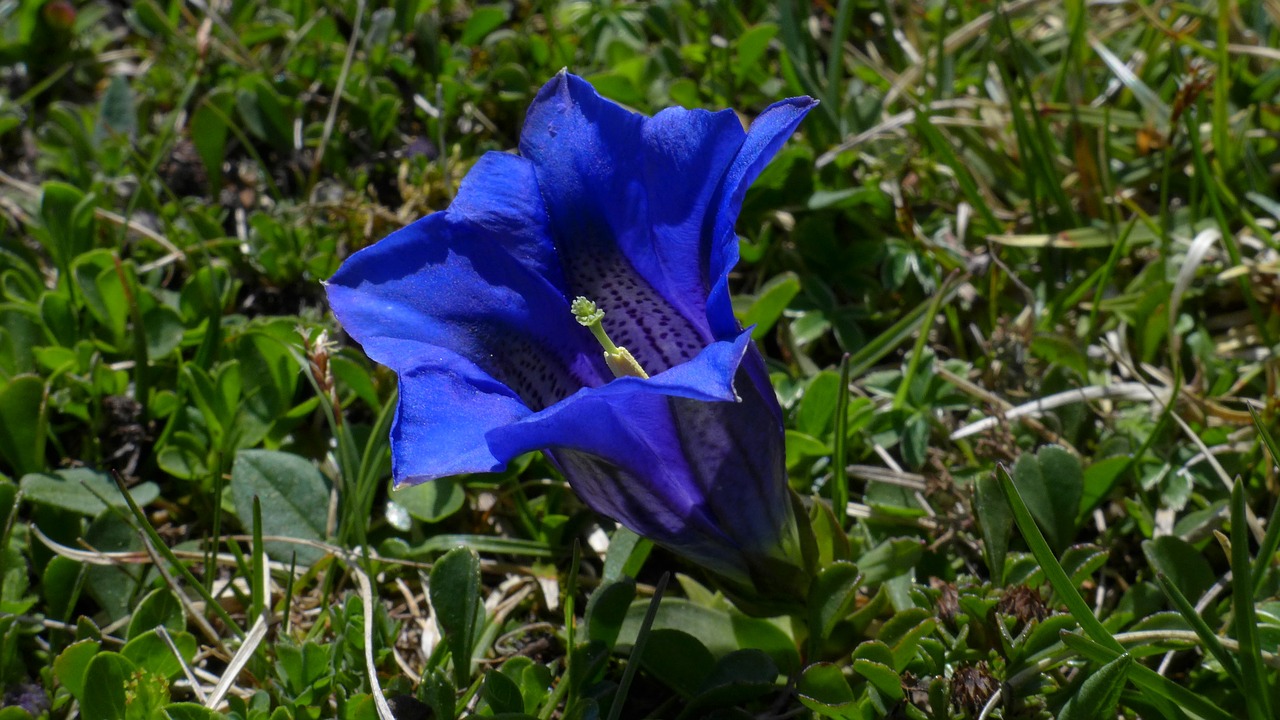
xmin=1 ymin=0 xmax=1279 ymax=718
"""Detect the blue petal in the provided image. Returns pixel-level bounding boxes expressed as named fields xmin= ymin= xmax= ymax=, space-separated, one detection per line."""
xmin=390 ymin=349 xmax=532 ymax=482
xmin=520 ymin=74 xmax=815 ymax=350
xmin=705 ymin=97 xmax=817 ymax=337
xmin=519 ymin=74 xmax=713 ymax=374
xmin=325 ymin=151 xmax=611 ymax=480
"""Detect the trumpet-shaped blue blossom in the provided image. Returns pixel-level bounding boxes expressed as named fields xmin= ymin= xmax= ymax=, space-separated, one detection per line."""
xmin=326 ymin=73 xmax=815 ymax=596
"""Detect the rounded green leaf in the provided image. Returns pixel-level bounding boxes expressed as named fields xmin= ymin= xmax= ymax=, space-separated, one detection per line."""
xmin=20 ymin=468 xmax=158 ymax=516
xmin=637 ymin=629 xmax=714 ymax=698
xmin=797 ymin=663 xmax=856 ymax=717
xmin=126 ymin=588 xmax=185 ymax=640
xmin=121 ymin=629 xmax=196 ymax=680
xmin=81 ymin=652 xmax=135 ymax=720
xmin=392 ymin=478 xmax=464 ymax=524
xmin=229 ymin=449 xmax=330 ymax=564
xmin=53 ymin=639 xmax=100 ymax=703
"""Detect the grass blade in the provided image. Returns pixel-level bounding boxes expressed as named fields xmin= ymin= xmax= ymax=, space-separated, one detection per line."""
xmin=845 ymin=273 xmax=964 ymax=378
xmin=1248 ymin=405 xmax=1280 ymax=591
xmin=1151 ymin=572 xmax=1242 ymax=686
xmin=1231 ymin=477 xmax=1272 ymax=720
xmin=606 ymin=572 xmax=670 ymax=720
xmin=1060 ymin=633 xmax=1233 ymax=720
xmin=994 ymin=464 xmax=1121 ymax=653
xmin=832 ymin=353 xmax=851 ymax=528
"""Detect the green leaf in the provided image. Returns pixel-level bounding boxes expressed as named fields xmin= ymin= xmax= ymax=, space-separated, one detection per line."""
xmin=1080 ymin=456 xmax=1128 ymax=516
xmin=125 ymin=588 xmax=185 ymax=640
xmin=1012 ymin=445 xmax=1083 ymax=553
xmin=39 ymin=290 xmax=76 ymax=347
xmin=1151 ymin=572 xmax=1243 ymax=689
xmin=459 ymin=5 xmax=507 ymax=45
xmin=142 ymin=304 xmax=184 ymax=359
xmin=391 ymin=479 xmax=464 ymax=524
xmin=158 ymin=704 xmax=225 ymax=720
xmin=190 ymin=90 xmax=232 ymax=192
xmin=852 ymin=658 xmax=903 ymax=702
xmin=900 ymin=412 xmax=929 ymax=470
xmin=82 ymin=512 xmax=145 ymax=622
xmin=20 ymin=468 xmax=159 ymax=516
xmin=121 ymin=629 xmax=196 ymax=680
xmin=429 ymin=546 xmax=483 ymax=687
xmin=796 ymin=663 xmax=856 ymax=718
xmin=236 ymin=74 xmax=291 ymax=150
xmin=1231 ymin=477 xmax=1272 ymax=720
xmin=584 ymin=580 xmax=636 ymax=650
xmin=733 ymin=23 xmax=778 ymax=77
xmin=738 ymin=271 xmax=800 ymax=340
xmin=42 ymin=555 xmax=82 ymax=619
xmin=602 ymin=526 xmax=651 ymax=583
xmin=1058 ymin=653 xmax=1131 ymax=720
xmin=81 ymin=652 xmax=134 ymax=720
xmin=857 ymin=537 xmax=924 ymax=584
xmin=639 ymin=629 xmax=715 ymax=697
xmin=275 ymin=640 xmax=331 ymax=696
xmin=785 ymin=430 xmax=829 ymax=468
xmin=684 ymin=650 xmax=778 ymax=715
xmin=39 ymin=182 xmax=95 ymax=270
xmin=0 ymin=376 xmax=45 ymax=476
xmin=876 ymin=609 xmax=935 ymax=672
xmin=53 ymin=639 xmax=100 ymax=703
xmin=499 ymin=656 xmax=552 ymax=715
xmin=1142 ymin=537 xmax=1214 ymax=602
xmin=229 ymin=450 xmax=330 ymax=564
xmin=729 ymin=613 xmax=800 ymax=676
xmin=975 ymin=472 xmax=1012 ymax=583
xmin=72 ymin=250 xmax=126 ymax=340
xmin=807 ymin=561 xmax=861 ymax=643
xmin=796 ymin=370 xmax=842 ymax=439
xmin=483 ymin=669 xmax=525 ymax=715
xmin=617 ymin=599 xmax=746 ymax=657
xmin=94 ymin=75 xmax=137 ymax=144
xmin=1061 ymin=633 xmax=1233 ymax=720
xmin=418 ymin=669 xmax=456 ymax=720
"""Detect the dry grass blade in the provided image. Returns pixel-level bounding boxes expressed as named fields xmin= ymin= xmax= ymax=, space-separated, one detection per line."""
xmin=308 ymin=0 xmax=366 ymax=191
xmin=206 ymin=612 xmax=269 ymax=710
xmin=1088 ymin=35 xmax=1171 ymax=129
xmin=1170 ymin=229 xmax=1222 ymax=358
xmin=847 ymin=464 xmax=927 ymax=490
xmin=951 ymin=382 xmax=1168 ymax=440
xmin=158 ymin=625 xmax=208 ymax=705
xmin=31 ymin=525 xmax=149 ymax=565
xmin=350 ymin=563 xmax=396 ymax=720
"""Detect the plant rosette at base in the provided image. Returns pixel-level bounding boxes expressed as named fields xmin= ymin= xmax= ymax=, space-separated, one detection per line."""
xmin=326 ymin=72 xmax=817 ymax=614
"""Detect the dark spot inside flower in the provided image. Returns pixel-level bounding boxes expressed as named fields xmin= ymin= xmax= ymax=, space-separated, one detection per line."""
xmin=482 ymin=333 xmax=587 ymax=411
xmin=950 ymin=662 xmax=998 ymax=713
xmin=561 ymin=247 xmax=707 ymax=374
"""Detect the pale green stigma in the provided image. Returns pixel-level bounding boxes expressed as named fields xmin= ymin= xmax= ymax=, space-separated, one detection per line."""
xmin=571 ymin=296 xmax=649 ymax=380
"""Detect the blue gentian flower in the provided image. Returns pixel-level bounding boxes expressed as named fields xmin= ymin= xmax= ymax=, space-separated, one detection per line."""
xmin=327 ymin=73 xmax=815 ymax=602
